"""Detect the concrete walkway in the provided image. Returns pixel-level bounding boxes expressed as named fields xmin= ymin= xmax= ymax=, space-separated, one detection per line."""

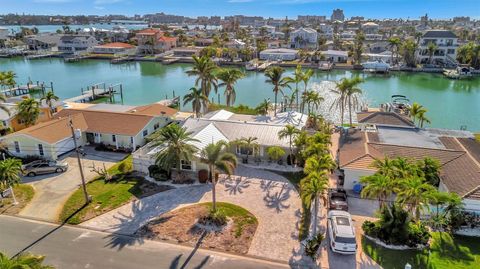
xmin=19 ymin=148 xmax=126 ymax=222
xmin=83 ymin=165 xmax=304 ymax=264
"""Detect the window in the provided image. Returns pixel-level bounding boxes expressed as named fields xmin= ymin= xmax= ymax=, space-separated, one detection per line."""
xmin=154 ymin=123 xmax=160 ymax=130
xmin=447 ymin=49 xmax=455 ymax=54
xmin=38 ymin=144 xmax=44 ymax=156
xmin=143 ymin=130 xmax=148 ymax=137
xmin=14 ymin=141 xmax=20 ymax=153
xmin=181 ymin=160 xmax=192 ymax=170
xmin=130 ymin=137 xmax=134 ymax=143
xmin=112 ymin=135 xmax=116 ymax=142
xmin=236 ymin=145 xmax=255 ymax=155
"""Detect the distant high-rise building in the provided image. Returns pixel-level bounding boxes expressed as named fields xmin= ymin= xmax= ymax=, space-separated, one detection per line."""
xmin=453 ymin=16 xmax=470 ymax=24
xmin=331 ymin=9 xmax=345 ymax=22
xmin=420 ymin=13 xmax=428 ymax=27
xmin=350 ymin=16 xmax=364 ymax=21
xmin=297 ymin=15 xmax=326 ymax=24
xmin=144 ymin=12 xmax=185 ymax=24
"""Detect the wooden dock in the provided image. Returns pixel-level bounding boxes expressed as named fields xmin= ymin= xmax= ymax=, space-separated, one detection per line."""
xmin=161 ymin=58 xmax=179 ymax=65
xmin=64 ymin=82 xmax=124 ymax=104
xmin=0 ymin=81 xmax=53 ymax=97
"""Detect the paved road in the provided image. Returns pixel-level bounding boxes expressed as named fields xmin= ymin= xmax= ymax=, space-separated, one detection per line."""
xmin=0 ymin=215 xmax=288 ymax=269
xmin=19 ymin=147 xmax=126 ymax=221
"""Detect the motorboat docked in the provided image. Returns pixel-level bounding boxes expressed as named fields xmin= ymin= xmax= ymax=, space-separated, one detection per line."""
xmin=256 ymin=60 xmax=272 ymax=72
xmin=245 ymin=60 xmax=259 ymax=71
xmin=362 ymin=60 xmax=390 ymax=73
xmin=380 ymin=95 xmax=411 ymax=116
xmin=443 ymin=66 xmax=474 ymax=79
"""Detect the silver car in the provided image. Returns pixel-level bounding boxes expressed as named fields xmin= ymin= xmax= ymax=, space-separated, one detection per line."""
xmin=22 ymin=160 xmax=69 ymax=177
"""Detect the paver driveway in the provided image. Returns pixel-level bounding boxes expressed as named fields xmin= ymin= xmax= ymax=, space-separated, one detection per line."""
xmin=19 ymin=147 xmax=126 ymax=222
xmin=82 ymin=165 xmax=304 ymax=263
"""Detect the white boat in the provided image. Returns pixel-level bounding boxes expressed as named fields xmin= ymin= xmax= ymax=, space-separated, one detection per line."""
xmin=245 ymin=60 xmax=258 ymax=71
xmin=443 ymin=66 xmax=473 ymax=79
xmin=362 ymin=60 xmax=390 ymax=73
xmin=257 ymin=60 xmax=272 ymax=72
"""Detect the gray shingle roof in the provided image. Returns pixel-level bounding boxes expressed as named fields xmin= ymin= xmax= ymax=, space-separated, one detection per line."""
xmin=422 ymin=30 xmax=457 ymax=38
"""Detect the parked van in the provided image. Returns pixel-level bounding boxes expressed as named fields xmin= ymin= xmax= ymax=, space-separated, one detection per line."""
xmin=327 ymin=210 xmax=357 ymax=254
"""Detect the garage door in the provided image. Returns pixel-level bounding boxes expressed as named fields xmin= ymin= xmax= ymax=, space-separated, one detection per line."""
xmin=55 ymin=138 xmax=76 ymax=157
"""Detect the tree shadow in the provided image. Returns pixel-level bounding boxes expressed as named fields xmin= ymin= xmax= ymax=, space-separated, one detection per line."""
xmin=263 ymin=184 xmax=291 ymax=213
xmin=11 ymin=203 xmax=88 ymax=258
xmin=259 ymin=179 xmax=279 ymax=193
xmin=222 ymin=176 xmax=251 ymax=195
xmin=288 ymin=246 xmax=316 ymax=269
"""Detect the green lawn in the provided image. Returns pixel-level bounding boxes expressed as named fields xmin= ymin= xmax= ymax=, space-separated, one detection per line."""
xmin=0 ymin=184 xmax=35 ymax=215
xmin=362 ymin=232 xmax=480 ymax=269
xmin=475 ymin=134 xmax=480 ymax=142
xmin=59 ymin=156 xmax=143 ymax=224
xmin=208 ymin=103 xmax=257 ymax=115
xmin=204 ymin=202 xmax=258 ymax=237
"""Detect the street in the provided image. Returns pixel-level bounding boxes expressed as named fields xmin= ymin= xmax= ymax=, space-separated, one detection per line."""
xmin=0 ymin=215 xmax=288 ymax=269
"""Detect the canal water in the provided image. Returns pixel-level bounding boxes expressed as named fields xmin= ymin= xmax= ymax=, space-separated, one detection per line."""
xmin=1 ymin=57 xmax=479 ymax=131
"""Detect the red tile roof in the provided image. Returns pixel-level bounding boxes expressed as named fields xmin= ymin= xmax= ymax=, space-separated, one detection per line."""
xmin=158 ymin=36 xmax=177 ymax=42
xmin=136 ymin=28 xmax=162 ymax=35
xmin=96 ymin=42 xmax=135 ymax=49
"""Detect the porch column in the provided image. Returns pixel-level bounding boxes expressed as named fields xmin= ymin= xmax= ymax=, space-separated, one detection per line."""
xmin=115 ymin=136 xmax=118 ymax=149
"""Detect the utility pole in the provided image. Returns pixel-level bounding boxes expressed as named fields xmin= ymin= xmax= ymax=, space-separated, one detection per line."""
xmin=69 ymin=118 xmax=91 ymax=204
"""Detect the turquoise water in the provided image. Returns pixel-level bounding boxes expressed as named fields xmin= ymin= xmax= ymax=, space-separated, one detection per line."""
xmin=0 ymin=57 xmax=479 ymax=131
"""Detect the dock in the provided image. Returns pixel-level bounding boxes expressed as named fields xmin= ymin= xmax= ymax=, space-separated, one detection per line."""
xmin=64 ymin=82 xmax=124 ymax=104
xmin=162 ymin=58 xmax=179 ymax=65
xmin=111 ymin=56 xmax=133 ymax=64
xmin=0 ymin=81 xmax=54 ymax=97
xmin=25 ymin=53 xmax=57 ymax=60
xmin=64 ymin=54 xmax=91 ymax=63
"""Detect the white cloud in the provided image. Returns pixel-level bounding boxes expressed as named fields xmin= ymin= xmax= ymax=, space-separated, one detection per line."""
xmin=94 ymin=0 xmax=125 ymax=4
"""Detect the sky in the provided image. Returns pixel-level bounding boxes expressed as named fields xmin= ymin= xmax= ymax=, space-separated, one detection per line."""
xmin=0 ymin=0 xmax=478 ymax=19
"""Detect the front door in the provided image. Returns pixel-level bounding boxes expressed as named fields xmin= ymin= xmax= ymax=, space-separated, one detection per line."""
xmin=86 ymin=133 xmax=95 ymax=144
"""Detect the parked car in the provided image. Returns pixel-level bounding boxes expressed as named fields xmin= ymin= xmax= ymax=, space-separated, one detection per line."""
xmin=328 ymin=188 xmax=348 ymax=211
xmin=327 ymin=210 xmax=357 ymax=255
xmin=22 ymin=160 xmax=69 ymax=177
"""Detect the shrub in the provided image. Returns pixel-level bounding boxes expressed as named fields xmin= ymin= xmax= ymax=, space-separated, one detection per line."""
xmin=148 ymin=165 xmax=169 ymax=181
xmin=407 ymin=222 xmax=431 ymax=247
xmin=200 ymin=209 xmax=228 ymax=226
xmin=362 ymin=220 xmax=380 ymax=238
xmin=118 ymin=160 xmax=132 ymax=174
xmin=304 ymin=233 xmax=324 ymax=261
xmin=267 ymin=146 xmax=285 ymax=163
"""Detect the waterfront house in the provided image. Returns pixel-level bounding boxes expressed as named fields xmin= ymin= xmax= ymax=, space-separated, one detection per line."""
xmin=338 ymin=111 xmax=480 ymax=212
xmin=321 ymin=50 xmax=348 ymax=63
xmin=0 ymin=27 xmax=8 ymax=46
xmin=172 ymin=47 xmax=201 ymax=57
xmin=133 ymin=109 xmax=307 ymax=178
xmin=259 ymin=48 xmax=298 ymax=61
xmin=0 ymin=98 xmax=65 ymax=133
xmin=416 ymin=30 xmax=458 ymax=66
xmin=93 ymin=42 xmax=136 ymax=55
xmin=58 ymin=35 xmax=98 ymax=54
xmin=290 ymin=27 xmax=318 ymax=49
xmin=1 ymin=103 xmax=177 ymax=160
xmin=25 ymin=34 xmax=61 ymax=51
xmin=135 ymin=28 xmax=177 ymax=54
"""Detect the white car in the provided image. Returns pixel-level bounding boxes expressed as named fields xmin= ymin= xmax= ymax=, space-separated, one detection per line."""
xmin=327 ymin=210 xmax=357 ymax=255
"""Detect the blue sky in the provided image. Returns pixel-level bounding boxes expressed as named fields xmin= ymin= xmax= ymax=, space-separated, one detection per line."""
xmin=0 ymin=0 xmax=478 ymax=19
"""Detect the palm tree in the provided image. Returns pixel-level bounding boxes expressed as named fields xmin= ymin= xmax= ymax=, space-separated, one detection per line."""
xmin=0 ymin=251 xmax=54 ymax=269
xmin=284 ymin=65 xmax=304 ymax=111
xmin=0 ymin=71 xmax=17 ymax=90
xmin=40 ymin=91 xmax=59 ymax=115
xmin=200 ymin=141 xmax=237 ymax=212
xmin=17 ymin=98 xmax=40 ymax=127
xmin=233 ymin=136 xmax=259 ymax=164
xmin=409 ymin=102 xmax=426 ymax=124
xmin=278 ymin=125 xmax=300 ymax=166
xmin=417 ymin=157 xmax=441 ymax=186
xmin=396 ymin=176 xmax=436 ymax=220
xmin=255 ymin=99 xmax=271 ymax=116
xmin=344 ymin=77 xmax=363 ymax=127
xmin=371 ymin=157 xmax=397 ymax=179
xmin=301 ymin=69 xmax=314 ymax=113
xmin=151 ymin=124 xmax=199 ymax=181
xmin=264 ymin=66 xmax=290 ymax=116
xmin=387 ymin=37 xmax=401 ymax=65
xmin=216 ymin=68 xmax=245 ymax=107
xmin=360 ymin=174 xmax=395 ymax=208
xmin=0 ymin=94 xmax=10 ymax=116
xmin=183 ymin=87 xmax=209 ymax=118
xmin=186 ymin=55 xmax=218 ymax=99
xmin=331 ymin=77 xmax=361 ymax=127
xmin=427 ymin=42 xmax=438 ymax=64
xmin=0 ymin=158 xmax=23 ymax=205
xmin=417 ymin=110 xmax=431 ymax=128
xmin=301 ymin=172 xmax=328 ymax=236
xmin=304 ymin=90 xmax=324 ymax=115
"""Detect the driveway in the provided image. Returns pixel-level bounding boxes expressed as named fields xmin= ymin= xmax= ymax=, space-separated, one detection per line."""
xmin=19 ymin=147 xmax=127 ymax=222
xmin=82 ymin=165 xmax=305 ymax=264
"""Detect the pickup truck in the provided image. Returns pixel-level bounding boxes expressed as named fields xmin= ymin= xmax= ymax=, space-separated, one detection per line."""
xmin=328 ymin=188 xmax=348 ymax=211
